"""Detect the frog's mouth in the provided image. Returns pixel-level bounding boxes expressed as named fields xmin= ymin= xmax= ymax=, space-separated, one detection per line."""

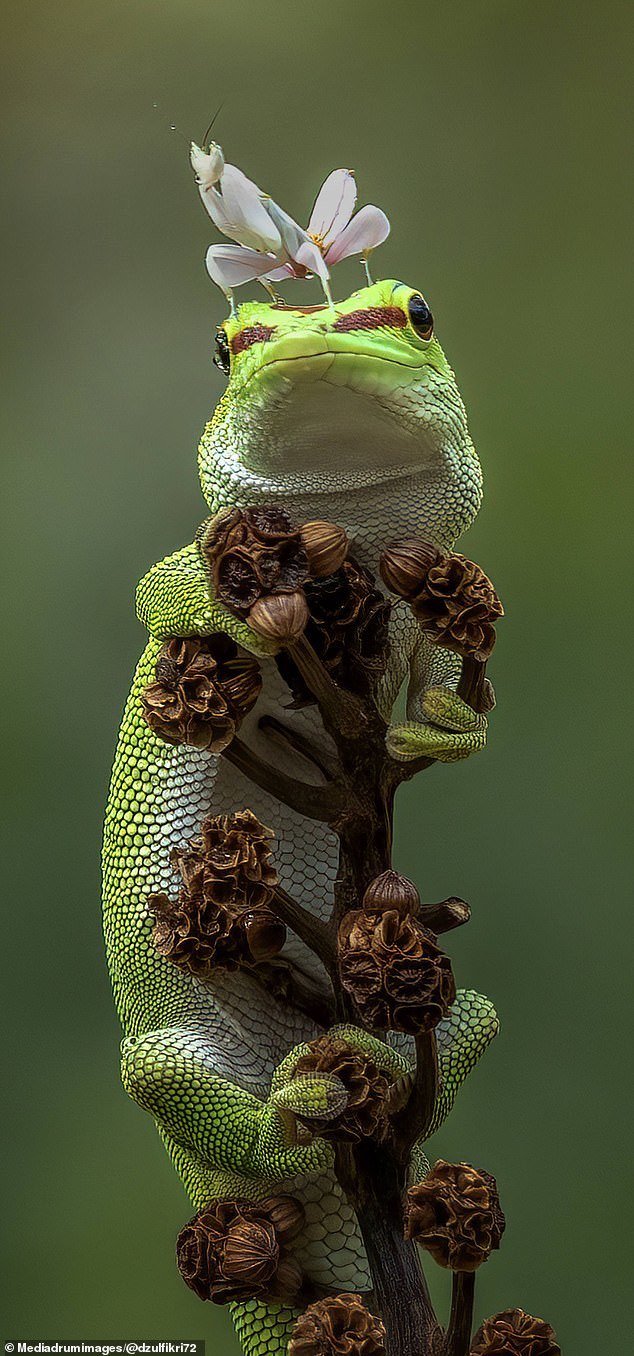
xmin=241 ymin=328 xmax=434 ymax=392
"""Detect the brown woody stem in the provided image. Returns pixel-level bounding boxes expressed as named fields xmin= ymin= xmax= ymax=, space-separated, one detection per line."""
xmin=389 ymin=751 xmax=436 ymax=788
xmin=223 ymin=737 xmax=346 ymax=823
xmin=419 ymin=897 xmax=471 ymax=934
xmin=457 ymin=654 xmax=494 ymax=713
xmin=445 ymin=1271 xmax=476 ymax=1356
xmin=353 ymin=1141 xmax=442 ymax=1356
xmin=288 ymin=632 xmax=369 ymax=738
xmin=270 ymin=885 xmax=336 ymax=972
xmin=258 ymin=713 xmax=339 ymax=781
xmin=233 ymin=583 xmax=459 ymax=1352
xmin=391 ymin=1031 xmax=439 ymax=1161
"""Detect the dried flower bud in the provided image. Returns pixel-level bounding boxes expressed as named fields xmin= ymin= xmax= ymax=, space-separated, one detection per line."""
xmin=379 ymin=539 xmax=442 ymax=598
xmin=176 ymin=1194 xmax=304 ymax=1305
xmin=141 ymin=634 xmax=261 ymax=752
xmin=470 ymin=1309 xmax=561 ymax=1355
xmin=338 ymin=910 xmax=455 ymax=1034
xmin=201 ymin=506 xmax=309 ymax=617
xmin=293 ymin=1035 xmax=392 ymax=1142
xmin=300 ymin=520 xmax=349 ymax=578
xmin=412 ymin=554 xmax=503 ymax=661
xmin=362 ymin=870 xmax=421 ymax=918
xmin=289 ymin=1293 xmax=386 ymax=1355
xmin=148 ymin=809 xmax=285 ymax=975
xmin=380 ymin=540 xmax=503 ymax=660
xmin=406 ymin=1160 xmax=505 ymax=1271
xmin=276 ymin=558 xmax=391 ymax=703
xmin=249 ymin=591 xmax=310 ymax=644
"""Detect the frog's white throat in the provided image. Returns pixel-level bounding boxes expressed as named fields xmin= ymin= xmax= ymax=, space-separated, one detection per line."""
xmin=199 ymin=358 xmax=480 ymax=547
xmin=214 ymin=354 xmax=466 ymax=468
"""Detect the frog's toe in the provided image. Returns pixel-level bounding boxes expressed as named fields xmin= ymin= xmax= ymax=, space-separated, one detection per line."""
xmin=271 ymin=1073 xmax=348 ymax=1123
xmin=387 ymin=688 xmax=487 ymax=763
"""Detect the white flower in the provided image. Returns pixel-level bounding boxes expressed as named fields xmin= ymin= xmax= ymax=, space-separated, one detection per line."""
xmin=305 ymin=168 xmax=390 ymax=267
xmin=192 ymin=150 xmax=390 ymax=304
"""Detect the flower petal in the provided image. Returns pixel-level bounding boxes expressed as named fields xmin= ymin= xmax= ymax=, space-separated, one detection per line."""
xmin=199 ymin=164 xmax=282 ymax=255
xmin=324 ymin=204 xmax=390 ymax=264
xmin=205 ymin=244 xmax=280 ymax=290
xmin=294 ymin=239 xmax=330 ymax=281
xmin=307 ymin=169 xmax=357 ymax=247
xmin=262 ymin=262 xmax=297 ymax=281
xmin=265 ymin=199 xmax=312 ymax=260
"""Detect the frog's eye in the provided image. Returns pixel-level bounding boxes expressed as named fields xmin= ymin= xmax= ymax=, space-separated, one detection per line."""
xmin=408 ymin=294 xmax=434 ymax=340
xmin=214 ymin=328 xmax=231 ymax=375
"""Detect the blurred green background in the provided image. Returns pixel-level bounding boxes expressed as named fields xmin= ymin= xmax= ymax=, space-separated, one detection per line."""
xmin=1 ymin=0 xmax=630 ymax=1350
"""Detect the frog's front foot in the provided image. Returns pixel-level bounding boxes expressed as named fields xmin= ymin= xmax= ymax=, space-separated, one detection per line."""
xmin=251 ymin=1074 xmax=345 ymax=1181
xmin=135 ymin=532 xmax=280 ymax=658
xmin=387 ymin=687 xmax=487 ymax=763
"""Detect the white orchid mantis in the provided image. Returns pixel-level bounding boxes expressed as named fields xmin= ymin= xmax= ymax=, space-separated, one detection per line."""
xmin=190 ymin=143 xmax=390 ymax=310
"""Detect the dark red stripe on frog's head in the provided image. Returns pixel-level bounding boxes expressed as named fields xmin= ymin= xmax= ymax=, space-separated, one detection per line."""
xmin=230 ymin=324 xmax=276 ymax=355
xmin=333 ymin=306 xmax=407 ymax=333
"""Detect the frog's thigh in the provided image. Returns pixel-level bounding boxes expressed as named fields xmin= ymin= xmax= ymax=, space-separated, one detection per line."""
xmin=120 ymin=1024 xmax=260 ymax=1172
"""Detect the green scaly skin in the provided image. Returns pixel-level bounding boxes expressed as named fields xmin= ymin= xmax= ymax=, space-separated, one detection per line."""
xmin=103 ymin=280 xmax=498 ymax=1354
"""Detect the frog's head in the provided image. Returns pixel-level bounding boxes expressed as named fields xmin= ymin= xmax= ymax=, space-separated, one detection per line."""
xmin=199 ymin=279 xmax=475 ymax=495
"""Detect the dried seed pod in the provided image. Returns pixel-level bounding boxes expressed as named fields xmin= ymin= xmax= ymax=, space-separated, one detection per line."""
xmin=293 ymin=1035 xmax=392 ymax=1142
xmin=405 ymin=1159 xmax=505 ymax=1271
xmin=338 ymin=910 xmax=455 ymax=1034
xmin=176 ymin=1194 xmax=304 ymax=1305
xmin=141 ymin=634 xmax=261 ymax=751
xmin=379 ymin=538 xmax=442 ymax=598
xmin=201 ymin=506 xmax=310 ymax=617
xmin=148 ymin=809 xmax=285 ymax=975
xmin=411 ymin=554 xmax=504 ymax=661
xmin=380 ymin=540 xmax=504 ymax=660
xmin=249 ymin=591 xmax=310 ymax=644
xmin=362 ymin=870 xmax=421 ymax=918
xmin=470 ymin=1308 xmax=561 ymax=1355
xmin=289 ymin=1293 xmax=386 ymax=1355
xmin=276 ymin=558 xmax=391 ymax=702
xmin=300 ymin=520 xmax=349 ymax=578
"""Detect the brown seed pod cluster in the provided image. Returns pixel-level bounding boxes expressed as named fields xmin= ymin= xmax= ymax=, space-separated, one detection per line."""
xmin=293 ymin=1034 xmax=393 ymax=1142
xmin=380 ymin=538 xmax=503 ymax=661
xmin=338 ymin=910 xmax=455 ymax=1034
xmin=176 ymin=1194 xmax=304 ymax=1305
xmin=202 ymin=506 xmax=310 ymax=614
xmin=141 ymin=634 xmax=261 ymax=751
xmin=405 ymin=1159 xmax=505 ymax=1271
xmin=289 ymin=1293 xmax=386 ymax=1355
xmin=200 ymin=507 xmax=349 ymax=645
xmin=148 ymin=809 xmax=285 ymax=975
xmin=337 ymin=871 xmax=454 ymax=1035
xmin=470 ymin=1308 xmax=561 ymax=1355
xmin=276 ymin=557 xmax=391 ymax=701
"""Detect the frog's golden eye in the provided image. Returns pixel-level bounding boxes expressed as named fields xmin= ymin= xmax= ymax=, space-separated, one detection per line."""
xmin=214 ymin=328 xmax=231 ymax=376
xmin=408 ymin=294 xmax=434 ymax=340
